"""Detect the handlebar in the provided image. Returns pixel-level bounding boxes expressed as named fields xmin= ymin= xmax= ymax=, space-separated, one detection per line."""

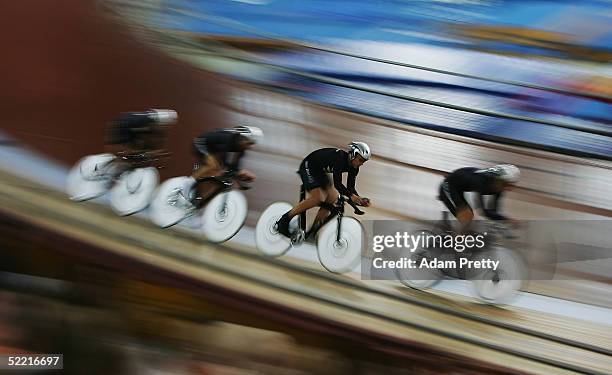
xmin=340 ymin=195 xmax=365 ymax=215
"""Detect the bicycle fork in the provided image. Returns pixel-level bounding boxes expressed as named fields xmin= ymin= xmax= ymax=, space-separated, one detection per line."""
xmin=217 ymin=191 xmax=230 ymax=221
xmin=336 ymin=213 xmax=342 ymax=243
xmin=299 ymin=185 xmax=307 ymax=233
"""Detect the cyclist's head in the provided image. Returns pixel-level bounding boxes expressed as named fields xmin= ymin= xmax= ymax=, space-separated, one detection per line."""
xmin=488 ymin=164 xmax=521 ymax=185
xmin=348 ymin=141 xmax=371 ymax=167
xmin=234 ymin=126 xmax=263 ymax=148
xmin=150 ymin=109 xmax=178 ymax=126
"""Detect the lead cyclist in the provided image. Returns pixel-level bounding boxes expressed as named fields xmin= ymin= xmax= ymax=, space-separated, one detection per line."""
xmin=439 ymin=164 xmax=521 ymax=234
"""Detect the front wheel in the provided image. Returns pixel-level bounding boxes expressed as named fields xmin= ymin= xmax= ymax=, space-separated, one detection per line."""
xmin=149 ymin=176 xmax=196 ymax=228
xmin=201 ymin=190 xmax=247 ymax=243
xmin=317 ymin=217 xmax=363 ymax=274
xmin=471 ymin=248 xmax=525 ymax=304
xmin=110 ymin=167 xmax=159 ymax=216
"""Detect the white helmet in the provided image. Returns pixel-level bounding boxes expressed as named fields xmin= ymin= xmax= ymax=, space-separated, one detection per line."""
xmin=489 ymin=164 xmax=521 ymax=183
xmin=150 ymin=109 xmax=178 ymax=125
xmin=348 ymin=141 xmax=371 ymax=161
xmin=234 ymin=125 xmax=263 ymax=144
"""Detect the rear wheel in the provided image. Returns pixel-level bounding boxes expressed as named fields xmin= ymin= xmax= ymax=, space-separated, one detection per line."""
xmin=395 ymin=230 xmax=443 ymax=289
xmin=395 ymin=247 xmax=443 ymax=289
xmin=66 ymin=153 xmax=116 ymax=201
xmin=255 ymin=202 xmax=296 ymax=257
xmin=472 ymin=248 xmax=525 ymax=304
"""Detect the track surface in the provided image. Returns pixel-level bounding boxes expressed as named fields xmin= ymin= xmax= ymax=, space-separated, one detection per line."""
xmin=0 ymin=155 xmax=611 ymax=374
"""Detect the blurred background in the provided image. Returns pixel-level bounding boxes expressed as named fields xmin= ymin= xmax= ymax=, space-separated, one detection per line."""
xmin=0 ymin=0 xmax=610 ymax=374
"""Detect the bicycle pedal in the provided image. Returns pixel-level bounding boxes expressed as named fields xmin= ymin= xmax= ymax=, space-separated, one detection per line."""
xmin=166 ymin=188 xmax=181 ymax=206
xmin=291 ymin=230 xmax=305 ymax=245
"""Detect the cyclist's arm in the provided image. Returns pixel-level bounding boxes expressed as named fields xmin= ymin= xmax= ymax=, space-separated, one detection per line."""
xmin=332 ymin=156 xmax=353 ymax=197
xmin=226 ymin=133 xmax=246 ymax=171
xmin=332 ymin=170 xmax=352 ymax=197
xmin=227 ymin=151 xmax=244 ymax=171
xmin=347 ymin=168 xmax=359 ymax=196
xmin=479 ymin=192 xmax=508 ymax=221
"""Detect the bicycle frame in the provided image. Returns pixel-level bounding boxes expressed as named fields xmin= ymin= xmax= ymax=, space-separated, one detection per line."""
xmin=193 ymin=170 xmax=244 ymax=211
xmin=98 ymin=151 xmax=170 ymax=185
xmin=298 ymin=185 xmax=364 ymax=242
xmin=431 ymin=211 xmax=517 ymax=278
xmin=439 ymin=210 xmax=513 ymax=245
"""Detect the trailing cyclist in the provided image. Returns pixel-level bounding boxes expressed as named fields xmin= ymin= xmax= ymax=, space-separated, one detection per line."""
xmin=106 ymin=109 xmax=177 ymax=154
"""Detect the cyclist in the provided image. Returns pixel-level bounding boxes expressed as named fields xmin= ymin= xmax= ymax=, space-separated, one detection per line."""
xmin=276 ymin=142 xmax=372 ymax=238
xmin=439 ymin=164 xmax=520 ymax=233
xmin=191 ymin=125 xmax=263 ymax=207
xmin=106 ymin=109 xmax=177 ymax=154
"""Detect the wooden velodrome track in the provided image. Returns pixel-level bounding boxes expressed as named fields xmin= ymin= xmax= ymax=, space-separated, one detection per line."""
xmin=0 ymin=170 xmax=610 ymax=375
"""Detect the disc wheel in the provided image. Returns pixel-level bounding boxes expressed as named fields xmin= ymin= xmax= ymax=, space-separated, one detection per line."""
xmin=201 ymin=190 xmax=247 ymax=243
xmin=316 ymin=217 xmax=363 ymax=274
xmin=149 ymin=176 xmax=196 ymax=228
xmin=395 ymin=246 xmax=443 ymax=290
xmin=255 ymin=202 xmax=296 ymax=257
xmin=472 ymin=248 xmax=525 ymax=304
xmin=66 ymin=154 xmax=116 ymax=201
xmin=110 ymin=167 xmax=159 ymax=216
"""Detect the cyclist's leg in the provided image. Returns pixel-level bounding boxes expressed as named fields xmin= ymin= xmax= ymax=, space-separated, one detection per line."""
xmin=276 ymin=187 xmax=323 ymax=237
xmin=191 ymin=137 xmax=224 ymax=180
xmin=191 ymin=137 xmax=223 ymax=181
xmin=102 ymin=120 xmax=133 ymax=175
xmin=439 ymin=183 xmax=473 ymax=233
xmin=191 ymin=154 xmax=223 ymax=180
xmin=191 ymin=154 xmax=223 ymax=208
xmin=312 ymin=185 xmax=338 ymax=227
xmin=277 ymin=164 xmax=328 ymax=236
xmin=126 ymin=122 xmax=151 ymax=154
xmin=456 ymin=206 xmax=474 ymax=234
xmin=97 ymin=143 xmax=130 ymax=180
xmin=439 ymin=182 xmax=457 ymax=215
xmin=288 ymin=187 xmax=324 ymax=219
xmin=288 ymin=163 xmax=329 ymax=218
